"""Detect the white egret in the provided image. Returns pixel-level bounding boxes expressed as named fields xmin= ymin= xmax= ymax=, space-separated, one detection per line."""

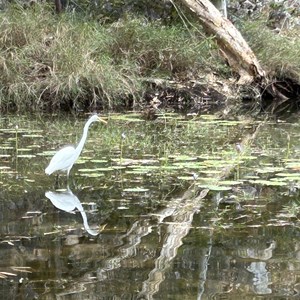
xmin=45 ymin=114 xmax=107 ymax=178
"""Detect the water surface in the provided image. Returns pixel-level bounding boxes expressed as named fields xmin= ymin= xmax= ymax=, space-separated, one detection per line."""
xmin=1 ymin=113 xmax=300 ymax=299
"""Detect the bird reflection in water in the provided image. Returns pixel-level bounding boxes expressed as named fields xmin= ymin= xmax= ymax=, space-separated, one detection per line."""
xmin=45 ymin=188 xmax=99 ymax=236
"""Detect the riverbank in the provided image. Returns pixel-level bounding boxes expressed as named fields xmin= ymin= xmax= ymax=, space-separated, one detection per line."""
xmin=0 ymin=1 xmax=299 ymax=115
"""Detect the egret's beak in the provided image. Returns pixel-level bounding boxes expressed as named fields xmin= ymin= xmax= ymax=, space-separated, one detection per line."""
xmin=97 ymin=117 xmax=107 ymax=124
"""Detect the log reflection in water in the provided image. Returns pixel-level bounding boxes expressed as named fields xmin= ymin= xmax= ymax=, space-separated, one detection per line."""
xmin=96 ymin=218 xmax=153 ymax=280
xmin=54 ymin=187 xmax=210 ymax=299
xmin=138 ymin=189 xmax=210 ymax=299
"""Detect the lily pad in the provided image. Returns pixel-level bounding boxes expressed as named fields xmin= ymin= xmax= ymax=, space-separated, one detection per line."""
xmin=78 ymin=168 xmax=113 ymax=172
xmin=248 ymin=179 xmax=287 ymax=186
xmin=111 ymin=158 xmax=139 ymax=165
xmin=255 ymin=167 xmax=285 ymax=174
xmin=239 ymin=155 xmax=258 ymax=160
xmin=199 ymin=115 xmax=219 ymax=120
xmin=90 ymin=159 xmax=108 ymax=163
xmin=244 ymin=175 xmax=260 ymax=179
xmin=39 ymin=151 xmax=56 ymax=157
xmin=127 ymin=165 xmax=160 ymax=170
xmin=197 ymin=184 xmax=232 ymax=191
xmin=79 ymin=173 xmax=105 ymax=178
xmin=220 ymin=180 xmax=243 ymax=186
xmin=170 ymin=155 xmax=198 ymax=161
xmin=275 ymin=172 xmax=300 ymax=177
xmin=117 ymin=206 xmax=129 ymax=210
xmin=112 ymin=166 xmax=127 ymax=170
xmin=110 ymin=115 xmax=144 ymax=122
xmin=0 ymin=166 xmax=11 ymax=170
xmin=198 ymin=155 xmax=222 ymax=160
xmin=199 ymin=170 xmax=221 ymax=174
xmin=177 ymin=176 xmax=197 ymax=181
xmin=123 ymin=187 xmax=149 ymax=192
xmin=17 ymin=154 xmax=36 ymax=158
xmin=95 ymin=167 xmax=114 ymax=172
xmin=16 ymin=148 xmax=32 ymax=152
xmin=160 ymin=165 xmax=183 ymax=170
xmin=22 ymin=134 xmax=44 ymax=138
xmin=173 ymin=162 xmax=204 ymax=169
xmin=125 ymin=169 xmax=149 ymax=174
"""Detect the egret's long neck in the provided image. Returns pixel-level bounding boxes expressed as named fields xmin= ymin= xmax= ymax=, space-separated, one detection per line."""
xmin=75 ymin=119 xmax=94 ymax=158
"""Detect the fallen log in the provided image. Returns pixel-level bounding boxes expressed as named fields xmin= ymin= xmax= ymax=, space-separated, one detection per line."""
xmin=177 ymin=0 xmax=266 ymax=84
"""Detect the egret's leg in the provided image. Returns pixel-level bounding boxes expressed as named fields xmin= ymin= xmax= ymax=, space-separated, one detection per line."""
xmin=67 ymin=166 xmax=72 ymax=181
xmin=55 ymin=174 xmax=60 ymax=189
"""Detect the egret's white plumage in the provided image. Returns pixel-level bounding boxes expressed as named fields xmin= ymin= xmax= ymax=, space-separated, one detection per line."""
xmin=45 ymin=114 xmax=107 ymax=178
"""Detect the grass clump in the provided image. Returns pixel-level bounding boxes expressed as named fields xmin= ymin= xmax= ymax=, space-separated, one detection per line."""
xmin=0 ymin=3 xmax=222 ymax=112
xmin=240 ymin=20 xmax=300 ymax=82
xmin=0 ymin=4 xmax=141 ymax=111
xmin=107 ymin=17 xmax=219 ymax=77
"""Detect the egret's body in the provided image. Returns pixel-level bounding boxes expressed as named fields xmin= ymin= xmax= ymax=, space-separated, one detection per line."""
xmin=45 ymin=115 xmax=106 ymax=178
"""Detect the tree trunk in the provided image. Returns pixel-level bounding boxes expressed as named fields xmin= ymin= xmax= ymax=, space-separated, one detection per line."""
xmin=178 ymin=0 xmax=266 ymax=84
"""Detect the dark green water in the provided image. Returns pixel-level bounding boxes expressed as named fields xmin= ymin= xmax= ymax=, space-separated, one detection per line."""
xmin=1 ymin=113 xmax=300 ymax=299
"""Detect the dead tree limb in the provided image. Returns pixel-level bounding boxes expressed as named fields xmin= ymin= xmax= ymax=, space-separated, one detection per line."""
xmin=178 ymin=0 xmax=266 ymax=84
